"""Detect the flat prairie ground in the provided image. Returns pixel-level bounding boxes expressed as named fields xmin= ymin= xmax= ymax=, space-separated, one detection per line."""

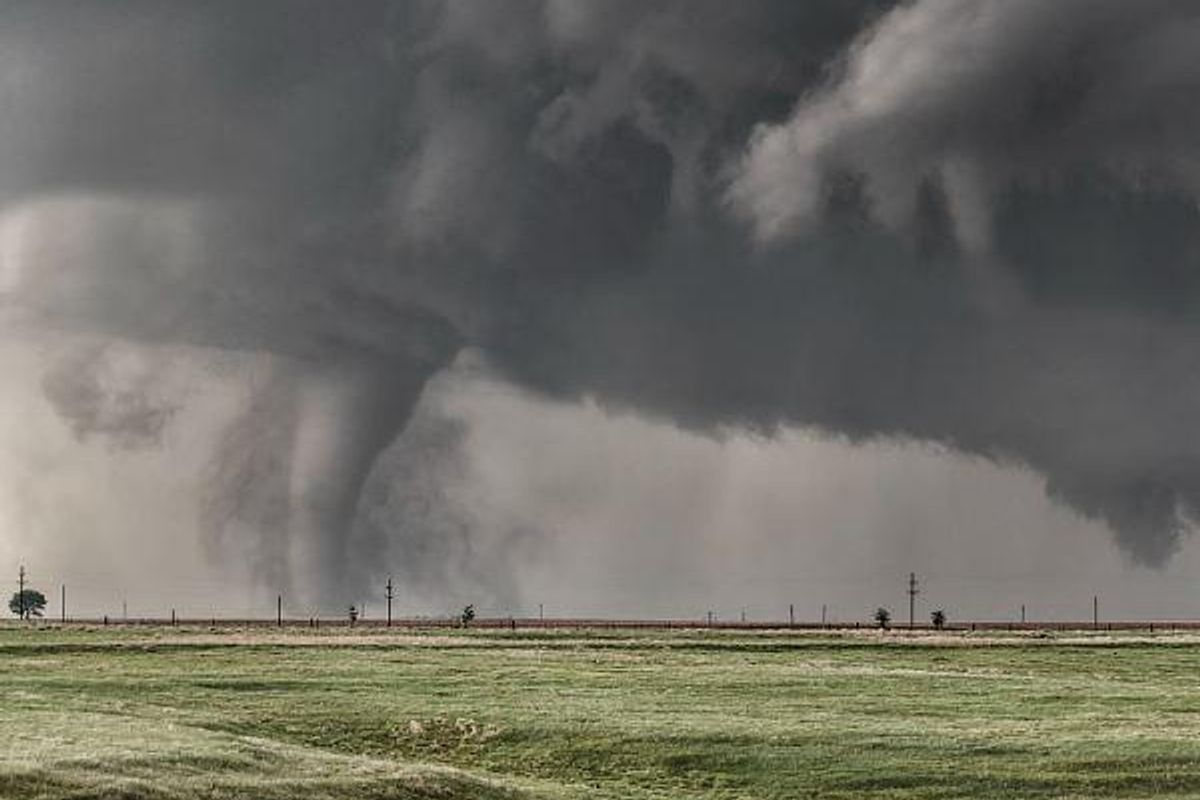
xmin=3 ymin=625 xmax=1200 ymax=799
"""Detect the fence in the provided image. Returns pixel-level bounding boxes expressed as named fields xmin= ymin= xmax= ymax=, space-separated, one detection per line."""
xmin=18 ymin=616 xmax=1200 ymax=632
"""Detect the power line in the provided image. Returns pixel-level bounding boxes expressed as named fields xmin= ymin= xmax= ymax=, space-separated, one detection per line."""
xmin=907 ymin=572 xmax=920 ymax=629
xmin=385 ymin=577 xmax=395 ymax=628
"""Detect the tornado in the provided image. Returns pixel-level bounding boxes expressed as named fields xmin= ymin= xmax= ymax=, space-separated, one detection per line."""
xmin=285 ymin=359 xmax=443 ymax=611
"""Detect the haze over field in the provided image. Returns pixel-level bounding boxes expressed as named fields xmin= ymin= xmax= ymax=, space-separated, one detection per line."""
xmin=4 ymin=1 xmax=1200 ymax=618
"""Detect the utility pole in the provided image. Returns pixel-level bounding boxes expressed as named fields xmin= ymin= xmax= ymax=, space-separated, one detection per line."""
xmin=385 ymin=577 xmax=395 ymax=628
xmin=61 ymin=584 xmax=66 ymax=624
xmin=17 ymin=565 xmax=25 ymax=620
xmin=907 ymin=573 xmax=920 ymax=629
xmin=789 ymin=603 xmax=795 ymax=626
xmin=539 ymin=603 xmax=544 ymax=623
xmin=1093 ymin=595 xmax=1098 ymax=630
xmin=821 ymin=604 xmax=827 ymax=626
xmin=1021 ymin=604 xmax=1026 ymax=625
xmin=707 ymin=610 xmax=713 ymax=627
xmin=277 ymin=594 xmax=283 ymax=627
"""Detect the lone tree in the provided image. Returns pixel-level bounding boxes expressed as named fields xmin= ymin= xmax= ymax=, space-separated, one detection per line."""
xmin=460 ymin=604 xmax=476 ymax=627
xmin=931 ymin=609 xmax=946 ymax=631
xmin=9 ymin=589 xmax=47 ymax=620
xmin=873 ymin=607 xmax=891 ymax=629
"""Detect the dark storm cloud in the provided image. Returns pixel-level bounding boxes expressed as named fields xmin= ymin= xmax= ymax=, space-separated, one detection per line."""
xmin=4 ymin=0 xmax=1200 ymax=604
xmin=725 ymin=0 xmax=1200 ymax=562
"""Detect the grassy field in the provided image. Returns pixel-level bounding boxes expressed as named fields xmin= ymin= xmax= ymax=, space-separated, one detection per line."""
xmin=3 ymin=625 xmax=1200 ymax=799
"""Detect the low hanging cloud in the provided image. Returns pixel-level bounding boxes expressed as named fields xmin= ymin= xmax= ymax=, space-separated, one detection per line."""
xmin=730 ymin=0 xmax=1200 ymax=247
xmin=2 ymin=0 xmax=1200 ymax=607
xmin=40 ymin=344 xmax=180 ymax=450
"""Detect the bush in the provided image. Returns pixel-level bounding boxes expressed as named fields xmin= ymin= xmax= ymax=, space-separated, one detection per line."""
xmin=873 ymin=607 xmax=891 ymax=629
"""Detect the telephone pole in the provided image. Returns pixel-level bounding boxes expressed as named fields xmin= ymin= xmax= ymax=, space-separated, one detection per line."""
xmin=385 ymin=577 xmax=395 ymax=628
xmin=907 ymin=572 xmax=920 ymax=629
xmin=61 ymin=584 xmax=66 ymax=624
xmin=277 ymin=594 xmax=283 ymax=627
xmin=1093 ymin=595 xmax=1098 ymax=629
xmin=17 ymin=565 xmax=25 ymax=620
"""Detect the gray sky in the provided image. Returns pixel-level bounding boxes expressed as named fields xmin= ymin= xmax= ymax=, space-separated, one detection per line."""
xmin=3 ymin=1 xmax=1200 ymax=618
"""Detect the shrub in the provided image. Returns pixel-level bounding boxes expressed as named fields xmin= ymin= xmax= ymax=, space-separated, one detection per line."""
xmin=873 ymin=607 xmax=891 ymax=629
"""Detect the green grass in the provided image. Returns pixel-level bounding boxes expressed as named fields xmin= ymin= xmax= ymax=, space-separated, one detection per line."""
xmin=3 ymin=625 xmax=1200 ymax=798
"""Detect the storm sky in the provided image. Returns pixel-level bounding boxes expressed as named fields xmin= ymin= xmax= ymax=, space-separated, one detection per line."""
xmin=4 ymin=1 xmax=1200 ymax=620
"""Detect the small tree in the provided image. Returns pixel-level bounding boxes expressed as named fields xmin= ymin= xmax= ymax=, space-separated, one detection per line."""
xmin=9 ymin=589 xmax=47 ymax=620
xmin=460 ymin=604 xmax=476 ymax=627
xmin=873 ymin=607 xmax=891 ymax=629
xmin=931 ymin=609 xmax=946 ymax=631
xmin=348 ymin=605 xmax=359 ymax=625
